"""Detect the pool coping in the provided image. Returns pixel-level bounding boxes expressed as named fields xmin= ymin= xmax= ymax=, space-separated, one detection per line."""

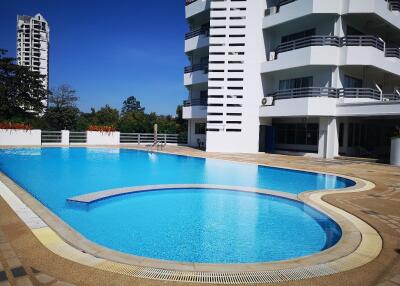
xmin=0 ymin=147 xmax=382 ymax=284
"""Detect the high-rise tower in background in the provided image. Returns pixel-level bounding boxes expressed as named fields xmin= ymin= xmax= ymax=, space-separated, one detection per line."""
xmin=16 ymin=13 xmax=50 ymax=95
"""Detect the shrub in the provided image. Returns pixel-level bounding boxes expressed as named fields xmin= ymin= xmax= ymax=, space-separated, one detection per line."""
xmin=87 ymin=125 xmax=116 ymax=132
xmin=0 ymin=122 xmax=32 ymax=130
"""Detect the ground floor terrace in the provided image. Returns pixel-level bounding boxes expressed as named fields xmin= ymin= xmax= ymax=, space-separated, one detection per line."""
xmin=187 ymin=115 xmax=400 ymax=163
xmin=0 ymin=145 xmax=398 ymax=286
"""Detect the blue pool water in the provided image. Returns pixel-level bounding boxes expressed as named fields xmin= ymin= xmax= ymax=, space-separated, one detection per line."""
xmin=0 ymin=148 xmax=351 ymax=263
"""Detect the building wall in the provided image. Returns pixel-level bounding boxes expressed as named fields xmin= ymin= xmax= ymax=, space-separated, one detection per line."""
xmin=16 ymin=14 xmax=49 ymax=92
xmin=206 ymin=0 xmax=267 ymax=153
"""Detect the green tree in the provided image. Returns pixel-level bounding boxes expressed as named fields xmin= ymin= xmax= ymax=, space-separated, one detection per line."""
xmin=121 ymin=96 xmax=144 ymax=115
xmin=118 ymin=110 xmax=148 ymax=133
xmin=43 ymin=84 xmax=80 ymax=130
xmin=0 ymin=49 xmax=48 ymax=120
xmin=91 ymin=105 xmax=119 ymax=126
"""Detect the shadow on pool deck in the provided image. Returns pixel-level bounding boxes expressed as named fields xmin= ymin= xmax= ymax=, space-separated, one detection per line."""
xmin=0 ymin=145 xmax=399 ymax=286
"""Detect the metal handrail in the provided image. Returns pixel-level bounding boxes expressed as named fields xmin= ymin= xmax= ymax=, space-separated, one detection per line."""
xmin=69 ymin=131 xmax=87 ymax=143
xmin=120 ymin=133 xmax=185 ymax=144
xmin=272 ymin=35 xmax=392 ymax=58
xmin=341 ymin=36 xmax=384 ymax=51
xmin=387 ymin=0 xmax=400 ymax=11
xmin=267 ymin=87 xmax=338 ymax=99
xmin=184 ymin=63 xmax=208 ymax=73
xmin=183 ymin=98 xmax=208 ymax=106
xmin=275 ymin=35 xmax=340 ymax=55
xmin=270 ymin=0 xmax=400 ymax=13
xmin=338 ymin=88 xmax=382 ymax=100
xmin=265 ymin=87 xmax=399 ymax=101
xmin=185 ymin=27 xmax=209 ymax=40
xmin=41 ymin=131 xmax=62 ymax=143
xmin=385 ymin=48 xmax=400 ymax=59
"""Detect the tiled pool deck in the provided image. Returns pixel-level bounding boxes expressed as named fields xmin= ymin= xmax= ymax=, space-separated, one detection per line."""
xmin=0 ymin=145 xmax=399 ymax=285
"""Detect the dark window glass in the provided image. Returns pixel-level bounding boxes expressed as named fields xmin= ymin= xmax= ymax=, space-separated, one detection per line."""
xmin=279 ymin=77 xmax=313 ymax=90
xmin=339 ymin=123 xmax=344 ymax=147
xmin=281 ymin=29 xmax=316 ymax=43
xmin=348 ymin=123 xmax=354 ymax=147
xmin=344 ymin=75 xmax=362 ymax=88
xmin=195 ymin=123 xmax=206 ymax=135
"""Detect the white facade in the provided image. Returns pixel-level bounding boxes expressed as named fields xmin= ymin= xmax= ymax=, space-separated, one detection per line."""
xmin=184 ymin=0 xmax=400 ymax=161
xmin=16 ymin=14 xmax=50 ymax=93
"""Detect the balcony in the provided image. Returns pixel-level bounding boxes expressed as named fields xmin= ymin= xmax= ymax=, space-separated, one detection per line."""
xmin=260 ymin=87 xmax=400 ymax=117
xmin=183 ymin=98 xmax=207 ymax=119
xmin=184 ymin=64 xmax=208 ymax=86
xmin=185 ymin=27 xmax=209 ymax=52
xmin=183 ymin=98 xmax=208 ymax=106
xmin=185 ymin=0 xmax=210 ymax=19
xmin=265 ymin=87 xmax=399 ymax=101
xmin=264 ymin=0 xmax=400 ymax=30
xmin=262 ymin=35 xmax=400 ymax=75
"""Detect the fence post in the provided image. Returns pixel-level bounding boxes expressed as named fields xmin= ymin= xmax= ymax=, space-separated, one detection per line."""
xmin=138 ymin=133 xmax=141 ymax=145
xmin=164 ymin=134 xmax=167 ymax=144
xmin=61 ymin=130 xmax=70 ymax=145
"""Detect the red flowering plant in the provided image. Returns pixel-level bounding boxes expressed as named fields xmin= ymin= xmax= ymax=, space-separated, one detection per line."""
xmin=87 ymin=125 xmax=116 ymax=135
xmin=0 ymin=122 xmax=32 ymax=131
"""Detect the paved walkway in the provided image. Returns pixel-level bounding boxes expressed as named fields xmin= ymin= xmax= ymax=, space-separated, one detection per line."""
xmin=0 ymin=145 xmax=399 ymax=285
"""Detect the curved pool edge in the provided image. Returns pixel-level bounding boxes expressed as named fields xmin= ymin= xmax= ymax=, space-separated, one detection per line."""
xmin=0 ymin=168 xmax=382 ymax=284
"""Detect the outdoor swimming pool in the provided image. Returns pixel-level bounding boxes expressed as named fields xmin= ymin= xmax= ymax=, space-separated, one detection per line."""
xmin=0 ymin=147 xmax=354 ymax=263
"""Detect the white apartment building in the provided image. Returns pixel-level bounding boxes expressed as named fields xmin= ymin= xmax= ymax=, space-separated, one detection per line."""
xmin=183 ymin=0 xmax=400 ymax=162
xmin=17 ymin=14 xmax=50 ymax=93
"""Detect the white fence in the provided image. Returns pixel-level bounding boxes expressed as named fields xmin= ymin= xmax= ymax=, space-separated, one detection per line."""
xmin=0 ymin=130 xmax=186 ymax=146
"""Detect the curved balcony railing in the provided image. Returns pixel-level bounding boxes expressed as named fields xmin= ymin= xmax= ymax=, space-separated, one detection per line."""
xmin=385 ymin=48 xmax=400 ymax=59
xmin=275 ymin=36 xmax=340 ymax=55
xmin=184 ymin=63 xmax=208 ymax=73
xmin=185 ymin=27 xmax=209 ymax=40
xmin=267 ymin=0 xmax=399 ymax=15
xmin=341 ymin=36 xmax=384 ymax=51
xmin=387 ymin=0 xmax=400 ymax=11
xmin=266 ymin=87 xmax=338 ymax=100
xmin=183 ymin=98 xmax=208 ymax=106
xmin=337 ymin=88 xmax=382 ymax=100
xmin=264 ymin=87 xmax=400 ymax=101
xmin=185 ymin=0 xmax=198 ymax=6
xmin=271 ymin=35 xmax=394 ymax=59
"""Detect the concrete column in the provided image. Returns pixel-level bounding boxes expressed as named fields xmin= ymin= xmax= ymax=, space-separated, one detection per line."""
xmin=61 ymin=130 xmax=70 ymax=145
xmin=318 ymin=117 xmax=339 ymax=159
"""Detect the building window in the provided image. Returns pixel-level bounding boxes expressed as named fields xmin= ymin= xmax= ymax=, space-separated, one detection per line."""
xmin=279 ymin=77 xmax=313 ymax=90
xmin=195 ymin=123 xmax=206 ymax=135
xmin=281 ymin=29 xmax=315 ymax=43
xmin=344 ymin=75 xmax=362 ymax=88
xmin=275 ymin=123 xmax=318 ymax=146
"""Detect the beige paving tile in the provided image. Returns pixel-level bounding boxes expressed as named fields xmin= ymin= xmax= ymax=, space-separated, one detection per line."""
xmin=15 ymin=277 xmax=33 ymax=286
xmin=35 ymin=273 xmax=56 ymax=284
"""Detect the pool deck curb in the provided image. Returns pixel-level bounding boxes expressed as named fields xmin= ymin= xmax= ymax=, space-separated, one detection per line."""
xmin=0 ymin=147 xmax=383 ymax=284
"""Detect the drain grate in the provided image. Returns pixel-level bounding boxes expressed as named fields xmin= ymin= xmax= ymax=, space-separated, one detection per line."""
xmin=96 ymin=262 xmax=336 ymax=284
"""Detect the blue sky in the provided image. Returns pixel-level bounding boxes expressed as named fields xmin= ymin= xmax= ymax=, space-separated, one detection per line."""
xmin=0 ymin=0 xmax=188 ymax=115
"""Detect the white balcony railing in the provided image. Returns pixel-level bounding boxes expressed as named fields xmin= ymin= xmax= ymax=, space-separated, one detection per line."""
xmin=264 ymin=87 xmax=400 ymax=101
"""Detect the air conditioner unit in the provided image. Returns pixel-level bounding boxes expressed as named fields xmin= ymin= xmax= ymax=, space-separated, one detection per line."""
xmin=265 ymin=6 xmax=277 ymax=16
xmin=261 ymin=97 xmax=273 ymax=106
xmin=268 ymin=51 xmax=276 ymax=61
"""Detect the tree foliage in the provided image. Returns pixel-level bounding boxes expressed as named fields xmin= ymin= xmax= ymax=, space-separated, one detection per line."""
xmin=0 ymin=47 xmax=187 ymax=137
xmin=0 ymin=49 xmax=48 ymax=120
xmin=43 ymin=84 xmax=80 ymax=130
xmin=121 ymin=96 xmax=144 ymax=115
